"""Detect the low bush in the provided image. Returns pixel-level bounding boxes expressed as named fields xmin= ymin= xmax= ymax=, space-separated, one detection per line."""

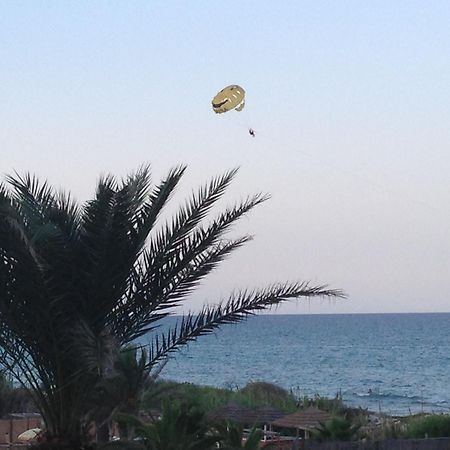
xmin=406 ymin=414 xmax=450 ymax=438
xmin=142 ymin=380 xmax=297 ymax=414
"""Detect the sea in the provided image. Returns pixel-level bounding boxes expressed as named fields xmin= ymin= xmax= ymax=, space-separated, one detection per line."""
xmin=156 ymin=313 xmax=450 ymax=416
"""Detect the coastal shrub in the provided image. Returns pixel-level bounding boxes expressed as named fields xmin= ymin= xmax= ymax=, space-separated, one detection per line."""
xmin=288 ymin=390 xmax=346 ymax=413
xmin=142 ymin=380 xmax=234 ymax=413
xmin=312 ymin=416 xmax=362 ymax=442
xmin=141 ymin=380 xmax=371 ymax=419
xmin=142 ymin=380 xmax=298 ymax=414
xmin=379 ymin=420 xmax=406 ymax=439
xmin=237 ymin=382 xmax=296 ymax=410
xmin=406 ymin=414 xmax=450 ymax=438
xmin=313 ymin=393 xmax=345 ymax=414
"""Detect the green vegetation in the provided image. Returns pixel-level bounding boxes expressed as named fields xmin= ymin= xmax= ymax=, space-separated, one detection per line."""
xmin=294 ymin=392 xmax=346 ymax=415
xmin=106 ymin=406 xmax=275 ymax=450
xmin=378 ymin=420 xmax=406 ymax=440
xmin=143 ymin=381 xmax=298 ymax=414
xmin=0 ymin=165 xmax=341 ymax=448
xmin=215 ymin=424 xmax=276 ymax=450
xmin=0 ymin=374 xmax=13 ymax=418
xmin=6 ymin=362 xmax=450 ymax=448
xmin=406 ymin=414 xmax=450 ymax=438
xmin=239 ymin=382 xmax=296 ymax=410
xmin=89 ymin=346 xmax=155 ymax=441
xmin=0 ymin=373 xmax=36 ymax=417
xmin=120 ymin=400 xmax=218 ymax=450
xmin=312 ymin=416 xmax=362 ymax=442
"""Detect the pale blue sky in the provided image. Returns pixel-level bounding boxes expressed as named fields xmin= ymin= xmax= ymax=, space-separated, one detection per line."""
xmin=1 ymin=1 xmax=450 ymax=313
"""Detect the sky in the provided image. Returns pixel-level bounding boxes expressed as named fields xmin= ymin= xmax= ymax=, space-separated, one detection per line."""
xmin=1 ymin=1 xmax=450 ymax=314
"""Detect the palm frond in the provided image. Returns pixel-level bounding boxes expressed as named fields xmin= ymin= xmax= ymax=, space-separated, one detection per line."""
xmin=114 ymin=194 xmax=269 ymax=342
xmin=6 ymin=172 xmax=55 ymax=212
xmin=145 ymin=193 xmax=268 ymax=296
xmin=148 ymin=168 xmax=239 ymax=265
xmin=133 ymin=165 xmax=186 ymax=246
xmin=112 ymin=235 xmax=252 ymax=344
xmin=147 ymin=282 xmax=345 ymax=367
xmin=1 ymin=173 xmax=81 ymax=271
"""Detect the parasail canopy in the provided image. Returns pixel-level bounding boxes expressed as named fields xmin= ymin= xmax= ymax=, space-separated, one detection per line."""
xmin=212 ymin=85 xmax=245 ymax=114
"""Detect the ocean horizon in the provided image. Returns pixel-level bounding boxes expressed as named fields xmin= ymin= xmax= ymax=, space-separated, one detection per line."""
xmin=154 ymin=313 xmax=450 ymax=416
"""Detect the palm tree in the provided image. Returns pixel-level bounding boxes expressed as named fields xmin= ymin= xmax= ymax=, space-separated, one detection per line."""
xmin=216 ymin=423 xmax=276 ymax=450
xmin=112 ymin=400 xmax=218 ymax=450
xmin=0 ymin=165 xmax=343 ymax=447
xmin=90 ymin=346 xmax=163 ymax=440
xmin=312 ymin=416 xmax=361 ymax=442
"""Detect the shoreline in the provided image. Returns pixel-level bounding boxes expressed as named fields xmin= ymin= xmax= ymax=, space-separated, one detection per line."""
xmin=157 ymin=378 xmax=450 ymax=418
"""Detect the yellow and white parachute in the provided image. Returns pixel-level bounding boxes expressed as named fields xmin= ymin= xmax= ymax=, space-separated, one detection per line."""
xmin=212 ymin=85 xmax=245 ymax=114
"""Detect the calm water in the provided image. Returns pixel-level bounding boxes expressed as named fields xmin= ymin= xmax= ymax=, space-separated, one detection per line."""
xmin=157 ymin=313 xmax=450 ymax=415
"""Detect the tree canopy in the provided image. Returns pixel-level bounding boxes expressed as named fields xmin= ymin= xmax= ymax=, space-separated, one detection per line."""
xmin=0 ymin=164 xmax=343 ymax=447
